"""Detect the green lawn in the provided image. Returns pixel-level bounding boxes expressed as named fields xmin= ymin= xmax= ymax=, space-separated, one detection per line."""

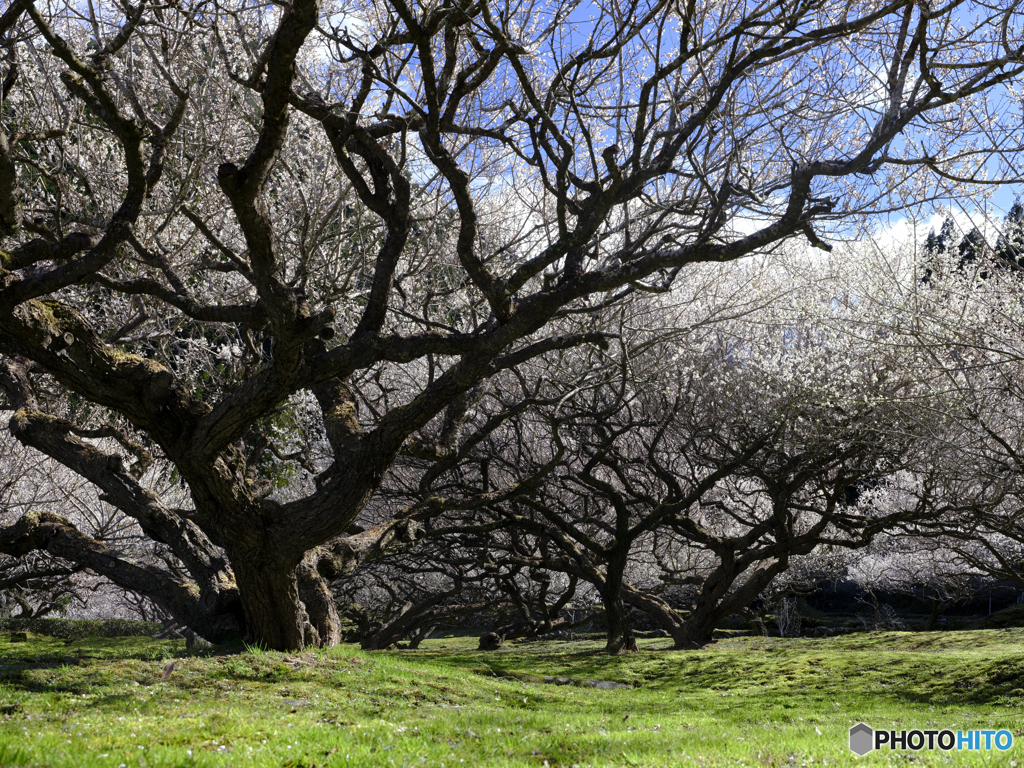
xmin=1 ymin=629 xmax=1022 ymax=767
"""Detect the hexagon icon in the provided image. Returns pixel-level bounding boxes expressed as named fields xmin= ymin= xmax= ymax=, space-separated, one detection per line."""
xmin=849 ymin=722 xmax=874 ymax=756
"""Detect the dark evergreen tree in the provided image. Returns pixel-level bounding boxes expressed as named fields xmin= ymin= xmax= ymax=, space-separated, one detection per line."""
xmin=921 ymin=216 xmax=959 ymax=283
xmin=995 ymin=201 xmax=1024 ymax=270
xmin=957 ymin=227 xmax=988 ymax=273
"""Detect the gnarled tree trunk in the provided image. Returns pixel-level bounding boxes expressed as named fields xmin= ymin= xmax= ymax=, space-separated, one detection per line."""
xmin=297 ymin=560 xmax=343 ymax=647
xmin=229 ymin=554 xmax=306 ymax=651
xmin=0 ymin=509 xmax=244 ymax=642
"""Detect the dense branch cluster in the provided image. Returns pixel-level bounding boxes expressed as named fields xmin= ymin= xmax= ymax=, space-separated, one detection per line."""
xmin=0 ymin=0 xmax=1023 ymax=650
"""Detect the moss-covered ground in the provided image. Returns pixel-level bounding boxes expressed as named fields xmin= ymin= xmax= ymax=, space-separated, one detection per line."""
xmin=1 ymin=629 xmax=1023 ymax=767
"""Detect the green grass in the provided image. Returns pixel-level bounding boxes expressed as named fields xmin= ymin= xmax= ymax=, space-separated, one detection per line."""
xmin=1 ymin=629 xmax=1023 ymax=767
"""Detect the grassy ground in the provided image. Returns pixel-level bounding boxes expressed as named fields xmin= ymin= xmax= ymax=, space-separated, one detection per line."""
xmin=1 ymin=629 xmax=1023 ymax=767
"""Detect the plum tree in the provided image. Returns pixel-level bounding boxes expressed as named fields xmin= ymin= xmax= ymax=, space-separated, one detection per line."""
xmin=1 ymin=0 xmax=1023 ymax=649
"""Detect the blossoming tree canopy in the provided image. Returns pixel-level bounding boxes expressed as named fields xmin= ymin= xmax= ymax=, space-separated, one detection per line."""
xmin=1 ymin=0 xmax=1023 ymax=649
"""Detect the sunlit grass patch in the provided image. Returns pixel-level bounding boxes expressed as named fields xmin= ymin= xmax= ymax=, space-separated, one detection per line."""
xmin=0 ymin=629 xmax=1022 ymax=766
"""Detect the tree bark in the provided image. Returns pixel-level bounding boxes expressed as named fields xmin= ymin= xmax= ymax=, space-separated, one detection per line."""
xmin=621 ymin=584 xmax=689 ymax=647
xmin=674 ymin=559 xmax=788 ymax=649
xmin=923 ymin=598 xmax=957 ymax=631
xmin=297 ymin=560 xmax=342 ymax=647
xmin=223 ymin=519 xmax=426 ymax=651
xmin=0 ymin=509 xmax=243 ymax=641
xmin=604 ymin=595 xmax=637 ymax=654
xmin=602 ymin=554 xmax=637 ymax=654
xmin=229 ymin=555 xmax=305 ymax=651
xmin=361 ymin=592 xmax=453 ymax=651
xmin=493 ymin=610 xmax=599 ymax=641
xmin=673 ymin=602 xmax=719 ymax=650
